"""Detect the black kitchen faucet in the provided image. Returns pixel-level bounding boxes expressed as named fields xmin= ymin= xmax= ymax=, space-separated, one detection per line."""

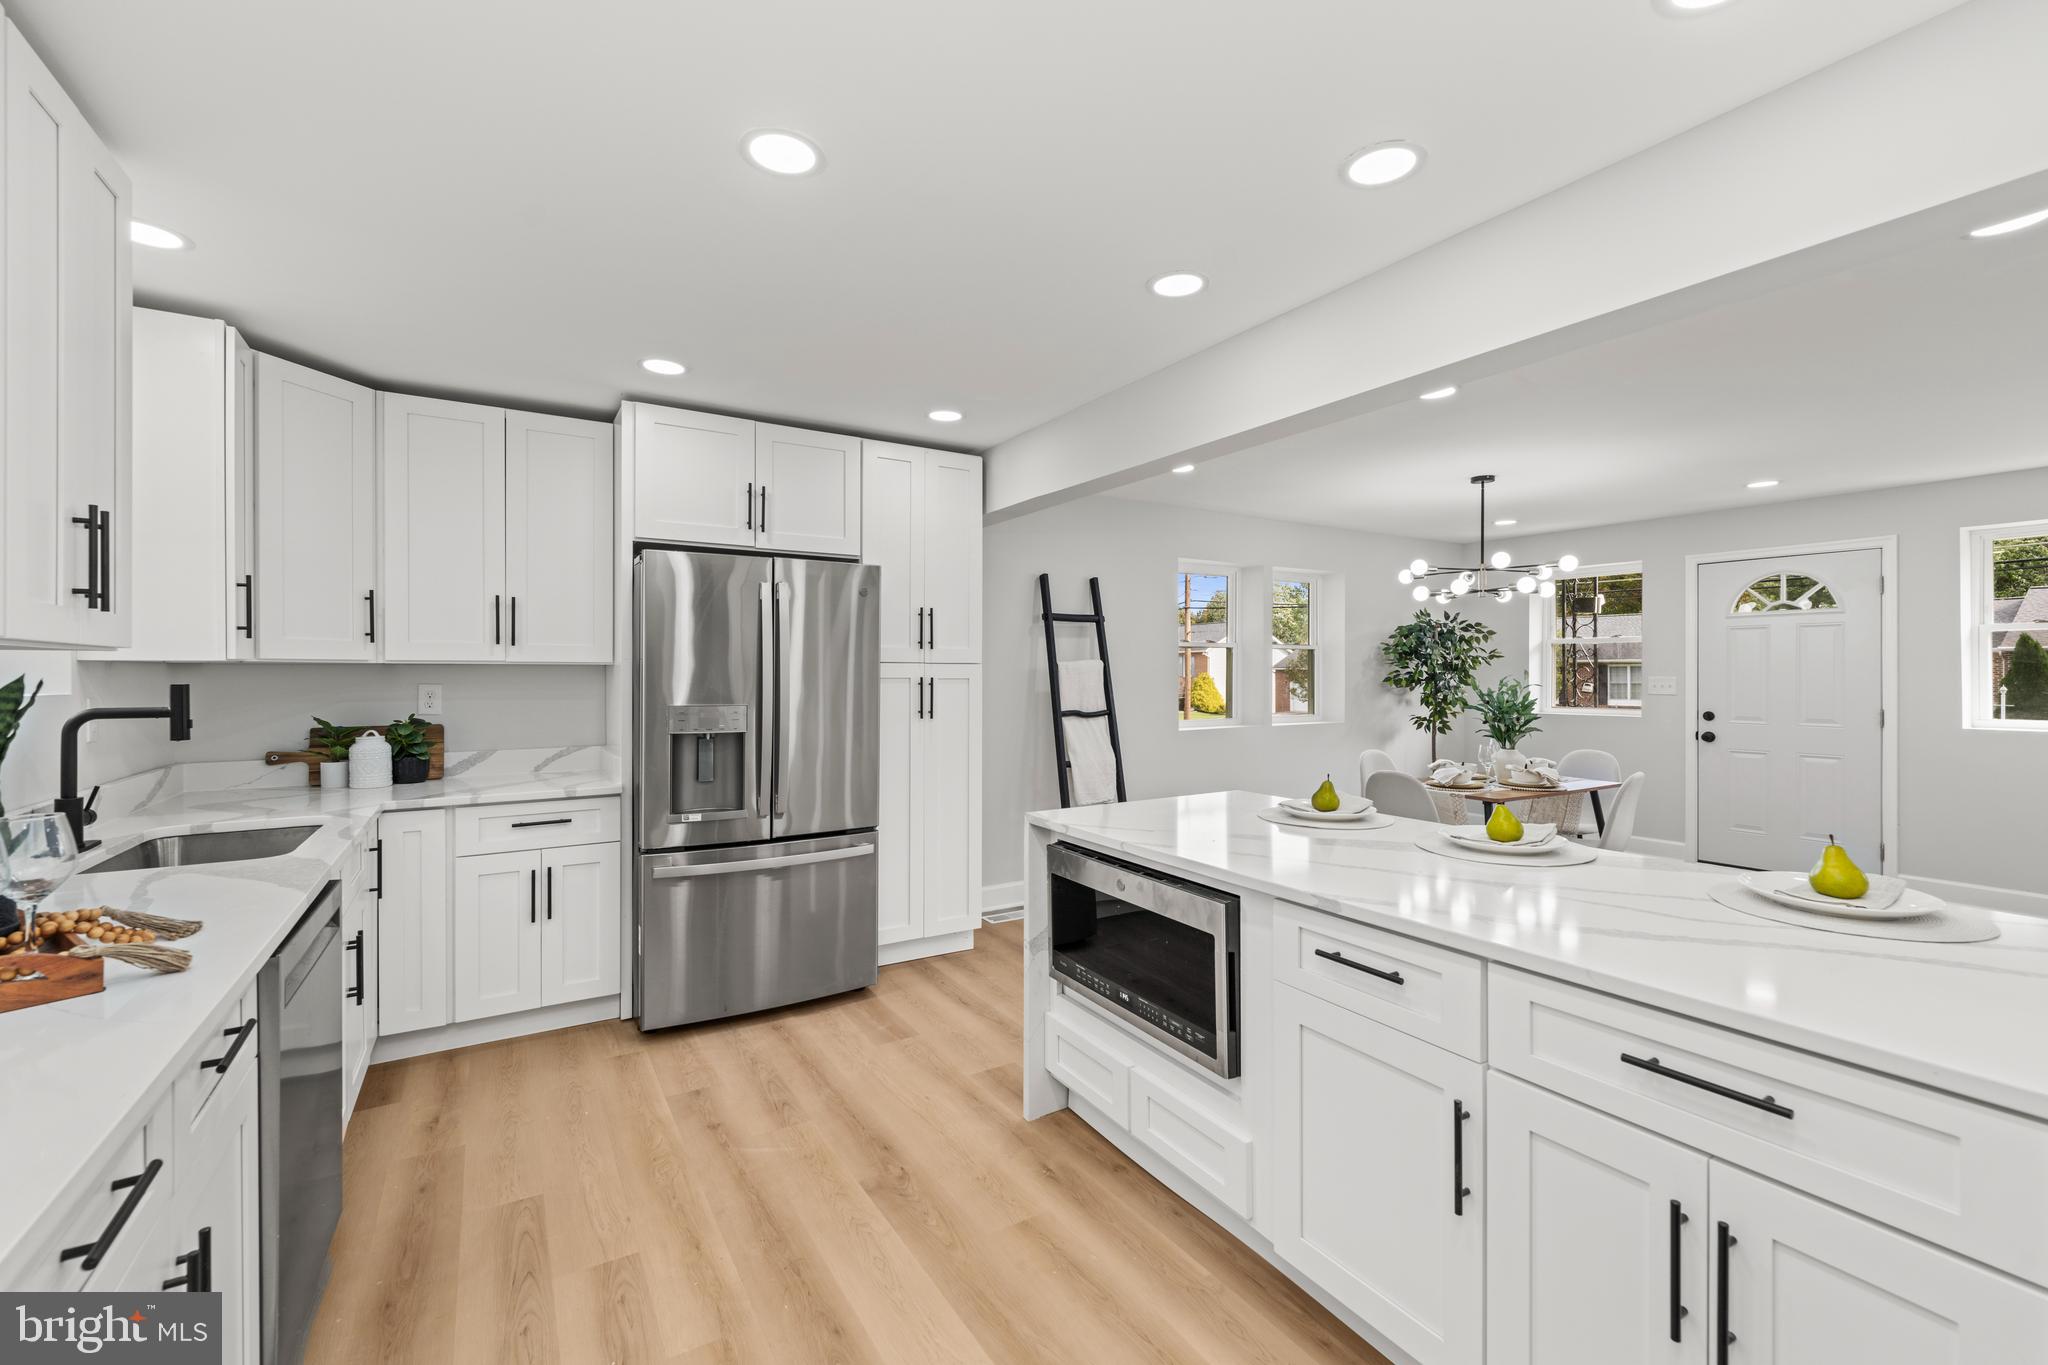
xmin=55 ymin=683 xmax=194 ymax=852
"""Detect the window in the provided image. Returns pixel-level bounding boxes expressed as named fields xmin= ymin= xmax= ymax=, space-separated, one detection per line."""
xmin=1733 ymin=572 xmax=1839 ymax=614
xmin=1965 ymin=521 xmax=2048 ymax=728
xmin=1533 ymin=565 xmax=1644 ymax=714
xmin=1271 ymin=573 xmax=1318 ymax=719
xmin=1176 ymin=565 xmax=1235 ymax=724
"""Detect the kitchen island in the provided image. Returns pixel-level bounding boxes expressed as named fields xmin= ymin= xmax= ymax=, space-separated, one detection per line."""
xmin=1022 ymin=791 xmax=2048 ymax=1365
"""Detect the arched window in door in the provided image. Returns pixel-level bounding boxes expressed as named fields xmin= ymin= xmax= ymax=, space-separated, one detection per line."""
xmin=1732 ymin=572 xmax=1839 ymax=614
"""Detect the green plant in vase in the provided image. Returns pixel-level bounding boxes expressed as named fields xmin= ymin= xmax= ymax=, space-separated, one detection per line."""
xmin=1468 ymin=676 xmax=1542 ymax=771
xmin=386 ymin=714 xmax=434 ymax=785
xmin=1 ymin=674 xmax=47 ymax=934
xmin=310 ymin=716 xmax=363 ymax=789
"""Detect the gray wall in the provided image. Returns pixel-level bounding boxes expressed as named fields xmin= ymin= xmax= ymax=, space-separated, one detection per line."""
xmin=1472 ymin=464 xmax=2048 ymax=895
xmin=981 ymin=494 xmax=1460 ymax=892
xmin=0 ymin=653 xmax=173 ymax=817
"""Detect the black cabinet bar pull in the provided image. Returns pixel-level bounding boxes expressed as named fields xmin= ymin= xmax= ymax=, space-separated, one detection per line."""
xmin=365 ymin=588 xmax=377 ymax=642
xmin=98 ymin=508 xmax=112 ymax=612
xmin=1670 ymin=1200 xmax=1690 ymax=1343
xmin=759 ymin=486 xmax=768 ymax=533
xmin=545 ymin=866 xmax=554 ymax=920
xmin=1620 ymin=1053 xmax=1793 ymax=1119
xmin=494 ymin=593 xmax=502 ymax=644
xmin=1313 ymin=947 xmax=1405 ymax=985
xmin=61 ymin=1158 xmax=162 ymax=1270
xmin=71 ymin=504 xmax=102 ymax=608
xmin=917 ymin=676 xmax=926 ymax=719
xmin=238 ymin=574 xmax=255 ymax=637
xmin=917 ymin=607 xmax=926 ymax=650
xmin=202 ymin=1019 xmax=257 ymax=1074
xmin=345 ymin=930 xmax=365 ymax=1003
xmin=510 ymin=817 xmax=572 ymax=828
xmin=371 ymin=838 xmax=384 ymax=896
xmin=745 ymin=481 xmax=754 ymax=531
xmin=1452 ymin=1100 xmax=1472 ymax=1216
xmin=163 ymin=1228 xmax=211 ymax=1291
xmin=928 ymin=676 xmax=937 ymax=720
xmin=529 ymin=869 xmax=537 ymax=924
xmin=510 ymin=595 xmax=518 ymax=647
xmin=1716 ymin=1222 xmax=1736 ymax=1364
xmin=928 ymin=607 xmax=936 ymax=647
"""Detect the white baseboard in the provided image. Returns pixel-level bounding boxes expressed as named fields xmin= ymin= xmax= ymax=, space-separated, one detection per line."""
xmin=371 ymin=995 xmax=622 ymax=1064
xmin=981 ymin=879 xmax=1024 ymax=916
xmin=880 ymin=930 xmax=975 ymax=966
xmin=1901 ymin=873 xmax=2048 ymax=921
xmin=1627 ymin=835 xmax=1688 ymax=859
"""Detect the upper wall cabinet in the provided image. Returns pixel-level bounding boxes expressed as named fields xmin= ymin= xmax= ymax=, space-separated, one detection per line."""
xmin=254 ymin=354 xmax=378 ymax=660
xmin=862 ymin=442 xmax=982 ymax=664
xmin=380 ymin=398 xmax=613 ymax=664
xmin=0 ymin=22 xmax=133 ymax=650
xmin=626 ymin=403 xmax=861 ymax=558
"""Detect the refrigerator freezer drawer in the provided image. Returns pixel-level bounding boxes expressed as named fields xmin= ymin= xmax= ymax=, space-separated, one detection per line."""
xmin=638 ymin=833 xmax=879 ymax=1030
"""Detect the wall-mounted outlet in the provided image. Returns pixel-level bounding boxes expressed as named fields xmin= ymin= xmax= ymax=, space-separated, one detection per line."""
xmin=417 ymin=683 xmax=444 ymax=716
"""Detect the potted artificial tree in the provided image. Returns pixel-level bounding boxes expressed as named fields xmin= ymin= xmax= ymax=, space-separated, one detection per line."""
xmin=386 ymin=714 xmax=434 ymax=785
xmin=1379 ymin=610 xmax=1502 ymax=763
xmin=1468 ymin=675 xmax=1543 ymax=775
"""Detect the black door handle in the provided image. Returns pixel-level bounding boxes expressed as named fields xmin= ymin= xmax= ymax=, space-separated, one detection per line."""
xmin=759 ymin=486 xmax=767 ymax=533
xmin=365 ymin=588 xmax=377 ymax=642
xmin=202 ymin=1019 xmax=257 ymax=1074
xmin=345 ymin=930 xmax=365 ymax=1003
xmin=1716 ymin=1221 xmax=1736 ymax=1364
xmin=1452 ymin=1100 xmax=1472 ymax=1216
xmin=510 ymin=817 xmax=572 ymax=828
xmin=929 ymin=677 xmax=937 ymax=720
xmin=529 ymin=869 xmax=537 ymax=924
xmin=1670 ymin=1200 xmax=1690 ymax=1342
xmin=510 ymin=595 xmax=518 ymax=647
xmin=928 ymin=608 xmax=936 ymax=647
xmin=61 ymin=1159 xmax=163 ymax=1270
xmin=162 ymin=1228 xmax=211 ymax=1291
xmin=745 ymin=481 xmax=754 ymax=531
xmin=1699 ymin=731 xmax=1716 ymax=743
xmin=99 ymin=508 xmax=112 ymax=611
xmin=917 ymin=676 xmax=926 ymax=719
xmin=1621 ymin=1053 xmax=1793 ymax=1118
xmin=238 ymin=574 xmax=255 ymax=637
xmin=545 ymin=866 xmax=553 ymax=920
xmin=494 ymin=593 xmax=502 ymax=644
xmin=371 ymin=839 xmax=384 ymax=896
xmin=917 ymin=606 xmax=926 ymax=650
xmin=1314 ymin=947 xmax=1406 ymax=985
xmin=71 ymin=504 xmax=103 ymax=609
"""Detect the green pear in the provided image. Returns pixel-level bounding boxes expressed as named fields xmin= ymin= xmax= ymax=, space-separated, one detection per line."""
xmin=1311 ymin=775 xmax=1341 ymax=813
xmin=1486 ymin=804 xmax=1524 ymax=843
xmin=1809 ymin=835 xmax=1869 ymax=900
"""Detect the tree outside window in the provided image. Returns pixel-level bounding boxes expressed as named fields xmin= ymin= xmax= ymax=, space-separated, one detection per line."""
xmin=1177 ymin=568 xmax=1234 ymax=722
xmin=1272 ymin=577 xmax=1316 ymax=717
xmin=1540 ymin=568 xmax=1644 ymax=713
xmin=1980 ymin=528 xmax=2048 ymax=724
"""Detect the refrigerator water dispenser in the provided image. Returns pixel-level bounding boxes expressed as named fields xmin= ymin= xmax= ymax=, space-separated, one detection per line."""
xmin=667 ymin=704 xmax=753 ymax=822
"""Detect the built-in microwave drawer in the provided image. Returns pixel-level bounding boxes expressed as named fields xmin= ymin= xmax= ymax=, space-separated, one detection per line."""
xmin=1274 ymin=903 xmax=1485 ymax=1061
xmin=453 ymin=797 xmax=619 ymax=855
xmin=1489 ymin=966 xmax=2048 ymax=1285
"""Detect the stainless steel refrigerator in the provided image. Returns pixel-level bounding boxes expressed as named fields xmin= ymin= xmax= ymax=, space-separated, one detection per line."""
xmin=633 ymin=548 xmax=880 ymax=1029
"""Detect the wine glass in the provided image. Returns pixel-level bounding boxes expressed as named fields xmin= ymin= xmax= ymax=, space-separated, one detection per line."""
xmin=1 ymin=813 xmax=80 ymax=947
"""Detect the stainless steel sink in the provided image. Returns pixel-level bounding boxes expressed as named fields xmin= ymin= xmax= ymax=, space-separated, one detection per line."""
xmin=90 ymin=825 xmax=322 ymax=873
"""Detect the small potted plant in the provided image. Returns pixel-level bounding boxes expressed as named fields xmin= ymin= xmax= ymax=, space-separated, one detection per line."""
xmin=1 ymin=674 xmax=46 ymax=938
xmin=386 ymin=714 xmax=434 ymax=785
xmin=310 ymin=717 xmax=363 ymax=790
xmin=1468 ymin=676 xmax=1542 ymax=775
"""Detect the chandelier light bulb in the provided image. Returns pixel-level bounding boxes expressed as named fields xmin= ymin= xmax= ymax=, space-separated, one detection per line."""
xmin=1409 ymin=558 xmax=1430 ymax=576
xmin=1539 ymin=580 xmax=1556 ymax=598
xmin=1450 ymin=578 xmax=1470 ymax=596
xmin=1489 ymin=550 xmax=1511 ymax=570
xmin=1397 ymin=569 xmax=1414 ymax=585
xmin=1492 ymin=587 xmax=1513 ymax=603
xmin=1558 ymin=554 xmax=1580 ymax=573
xmin=1436 ymin=590 xmax=1453 ymax=605
xmin=1516 ymin=576 xmax=1537 ymax=594
xmin=1536 ymin=564 xmax=1553 ymax=581
xmin=1412 ymin=584 xmax=1431 ymax=602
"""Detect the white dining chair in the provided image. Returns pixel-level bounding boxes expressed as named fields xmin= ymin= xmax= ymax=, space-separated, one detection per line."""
xmin=1356 ymin=748 xmax=1399 ymax=793
xmin=1365 ymin=769 xmax=1440 ymax=822
xmin=1598 ymin=772 xmax=1647 ymax=851
xmin=1558 ymin=747 xmax=1622 ymax=837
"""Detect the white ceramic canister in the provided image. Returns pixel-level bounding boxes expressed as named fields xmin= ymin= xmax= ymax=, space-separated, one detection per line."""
xmin=348 ymin=729 xmax=393 ymax=789
xmin=318 ymin=760 xmax=349 ymax=790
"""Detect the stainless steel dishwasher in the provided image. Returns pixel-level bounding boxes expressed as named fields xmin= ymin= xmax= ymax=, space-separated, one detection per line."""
xmin=260 ymin=880 xmax=343 ymax=1365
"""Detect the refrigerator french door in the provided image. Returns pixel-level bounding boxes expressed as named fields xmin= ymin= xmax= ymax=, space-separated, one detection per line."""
xmin=634 ymin=549 xmax=880 ymax=1029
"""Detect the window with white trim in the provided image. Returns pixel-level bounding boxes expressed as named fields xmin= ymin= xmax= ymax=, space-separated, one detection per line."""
xmin=1965 ymin=521 xmax=2048 ymax=728
xmin=1176 ymin=564 xmax=1236 ymax=725
xmin=1529 ymin=563 xmax=1645 ymax=715
xmin=1270 ymin=572 xmax=1320 ymax=719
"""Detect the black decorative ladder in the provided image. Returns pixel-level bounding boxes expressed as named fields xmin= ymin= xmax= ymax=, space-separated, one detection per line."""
xmin=1038 ymin=573 xmax=1128 ymax=806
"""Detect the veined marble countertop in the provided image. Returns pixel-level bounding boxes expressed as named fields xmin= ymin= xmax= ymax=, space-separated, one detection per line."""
xmin=1030 ymin=791 xmax=2048 ymax=1124
xmin=0 ymin=748 xmax=620 ymax=1273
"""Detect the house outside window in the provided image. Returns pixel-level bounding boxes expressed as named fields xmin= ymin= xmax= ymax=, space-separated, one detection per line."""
xmin=1271 ymin=573 xmax=1319 ymax=720
xmin=1177 ymin=564 xmax=1235 ymax=724
xmin=1533 ymin=565 xmax=1644 ymax=715
xmin=1964 ymin=521 xmax=2048 ymax=729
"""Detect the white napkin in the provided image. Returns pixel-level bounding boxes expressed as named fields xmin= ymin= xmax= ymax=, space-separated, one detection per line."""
xmin=1057 ymin=660 xmax=1118 ymax=806
xmin=1445 ymin=822 xmax=1558 ymax=848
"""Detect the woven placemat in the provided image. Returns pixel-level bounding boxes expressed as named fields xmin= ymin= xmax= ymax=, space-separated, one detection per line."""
xmin=1708 ymin=883 xmax=1999 ymax=943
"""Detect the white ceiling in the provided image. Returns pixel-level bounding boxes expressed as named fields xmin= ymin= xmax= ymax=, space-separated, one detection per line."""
xmin=13 ymin=0 xmax=1967 ymax=446
xmin=1117 ymin=208 xmax=2048 ymax=540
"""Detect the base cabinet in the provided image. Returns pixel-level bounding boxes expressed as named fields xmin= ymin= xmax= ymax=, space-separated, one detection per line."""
xmin=341 ymin=874 xmax=378 ymax=1123
xmin=877 ymin=664 xmax=980 ymax=948
xmin=378 ymin=809 xmax=452 ymax=1035
xmin=161 ymin=1073 xmax=260 ymax=1365
xmin=1269 ymin=982 xmax=1484 ymax=1365
xmin=453 ymin=842 xmax=620 ymax=1023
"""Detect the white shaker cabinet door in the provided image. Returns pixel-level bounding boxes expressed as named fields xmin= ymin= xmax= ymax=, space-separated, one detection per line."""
xmin=229 ymin=333 xmax=257 ymax=658
xmin=1713 ymin=1163 xmax=2048 ymax=1365
xmin=540 ymin=842 xmax=620 ymax=1006
xmin=255 ymin=354 xmax=378 ymax=660
xmin=863 ymin=442 xmax=923 ymax=662
xmin=1269 ymin=982 xmax=1485 ymax=1365
xmin=453 ymin=850 xmax=544 ymax=1022
xmin=919 ymin=451 xmax=982 ymax=664
xmin=1487 ymin=1072 xmax=1709 ymax=1365
xmin=377 ymin=810 xmax=451 ymax=1035
xmin=756 ymin=422 xmax=860 ymax=558
xmin=506 ymin=410 xmax=614 ymax=662
xmin=380 ymin=393 xmax=505 ymax=662
xmin=876 ymin=666 xmax=922 ymax=945
xmin=919 ymin=668 xmax=981 ymax=937
xmin=631 ymin=404 xmax=755 ymax=547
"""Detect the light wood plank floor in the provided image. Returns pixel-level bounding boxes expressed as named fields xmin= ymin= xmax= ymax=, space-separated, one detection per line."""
xmin=305 ymin=921 xmax=1390 ymax=1365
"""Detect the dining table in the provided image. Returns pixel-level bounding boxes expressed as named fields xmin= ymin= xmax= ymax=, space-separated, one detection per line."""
xmin=1423 ymin=774 xmax=1623 ymax=834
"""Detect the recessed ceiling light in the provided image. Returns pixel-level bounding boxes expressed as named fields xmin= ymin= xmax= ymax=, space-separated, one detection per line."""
xmin=1171 ymin=464 xmax=1196 ymax=474
xmin=641 ymin=358 xmax=686 ymax=376
xmin=1494 ymin=518 xmax=1517 ymax=527
xmin=1747 ymin=479 xmax=1779 ymax=489
xmin=1969 ymin=207 xmax=2048 ymax=238
xmin=927 ymin=409 xmax=962 ymax=423
xmin=1661 ymin=0 xmax=1733 ymax=11
xmin=1149 ymin=272 xmax=1206 ymax=298
xmin=743 ymin=130 xmax=821 ymax=176
xmin=1420 ymin=385 xmax=1458 ymax=402
xmin=129 ymin=221 xmax=188 ymax=250
xmin=1344 ymin=143 xmax=1423 ymax=187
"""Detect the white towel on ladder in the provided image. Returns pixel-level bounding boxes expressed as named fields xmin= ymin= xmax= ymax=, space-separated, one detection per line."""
xmin=1057 ymin=660 xmax=1118 ymax=805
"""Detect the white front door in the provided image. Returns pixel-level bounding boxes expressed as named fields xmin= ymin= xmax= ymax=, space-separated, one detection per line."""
xmin=1695 ymin=548 xmax=1882 ymax=871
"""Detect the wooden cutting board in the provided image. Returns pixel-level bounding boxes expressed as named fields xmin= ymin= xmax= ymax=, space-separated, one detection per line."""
xmin=264 ymin=723 xmax=445 ymax=786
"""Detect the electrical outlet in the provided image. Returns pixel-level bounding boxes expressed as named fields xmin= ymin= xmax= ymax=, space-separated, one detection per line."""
xmin=1645 ymin=675 xmax=1678 ymax=697
xmin=417 ymin=683 xmax=444 ymax=716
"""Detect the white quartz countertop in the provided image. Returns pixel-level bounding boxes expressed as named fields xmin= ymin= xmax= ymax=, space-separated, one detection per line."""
xmin=0 ymin=749 xmax=620 ymax=1272
xmin=1030 ymin=792 xmax=2048 ymax=1124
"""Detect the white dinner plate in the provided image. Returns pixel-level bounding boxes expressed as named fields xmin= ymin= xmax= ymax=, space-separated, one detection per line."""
xmin=1279 ymin=794 xmax=1375 ymax=820
xmin=1442 ymin=824 xmax=1560 ymax=854
xmin=1737 ymin=871 xmax=1931 ymax=921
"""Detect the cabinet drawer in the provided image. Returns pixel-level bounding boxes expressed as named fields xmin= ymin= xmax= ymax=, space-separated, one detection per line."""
xmin=172 ymin=984 xmax=254 ymax=1153
xmin=12 ymin=1089 xmax=173 ymax=1292
xmin=1046 ymin=999 xmax=1135 ymax=1128
xmin=453 ymin=797 xmax=619 ymax=855
xmin=1275 ymin=903 xmax=1485 ymax=1061
xmin=1490 ymin=966 xmax=2048 ymax=1285
xmin=1129 ymin=1067 xmax=1253 ymax=1218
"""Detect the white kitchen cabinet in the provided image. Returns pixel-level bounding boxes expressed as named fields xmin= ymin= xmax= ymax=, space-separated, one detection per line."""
xmin=98 ymin=309 xmax=254 ymax=662
xmin=1487 ymin=1071 xmax=1709 ymax=1365
xmin=342 ymin=876 xmax=379 ymax=1125
xmin=1712 ymin=1163 xmax=2048 ymax=1364
xmin=629 ymin=403 xmax=756 ymax=546
xmin=539 ymin=842 xmax=621 ymax=1005
xmin=505 ymin=410 xmax=614 ymax=662
xmin=878 ymin=664 xmax=981 ymax=950
xmin=254 ymin=353 xmax=378 ymax=660
xmin=159 ymin=1056 xmax=260 ymax=1364
xmin=1 ymin=20 xmax=132 ymax=649
xmin=862 ymin=442 xmax=982 ymax=663
xmin=378 ymin=808 xmax=451 ymax=1034
xmin=1269 ymin=982 xmax=1485 ymax=1365
xmin=453 ymin=848 xmax=545 ymax=1021
xmin=756 ymin=422 xmax=861 ymax=557
xmin=380 ymin=393 xmax=506 ymax=661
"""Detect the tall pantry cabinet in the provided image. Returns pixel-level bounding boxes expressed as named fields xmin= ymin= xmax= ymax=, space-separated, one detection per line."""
xmin=863 ymin=442 xmax=983 ymax=960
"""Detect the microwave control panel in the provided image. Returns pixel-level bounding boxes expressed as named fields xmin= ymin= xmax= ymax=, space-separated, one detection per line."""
xmin=1052 ymin=952 xmax=1216 ymax=1059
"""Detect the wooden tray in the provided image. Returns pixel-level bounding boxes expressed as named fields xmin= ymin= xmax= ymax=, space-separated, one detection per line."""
xmin=0 ymin=933 xmax=105 ymax=1013
xmin=266 ymin=722 xmax=445 ymax=787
